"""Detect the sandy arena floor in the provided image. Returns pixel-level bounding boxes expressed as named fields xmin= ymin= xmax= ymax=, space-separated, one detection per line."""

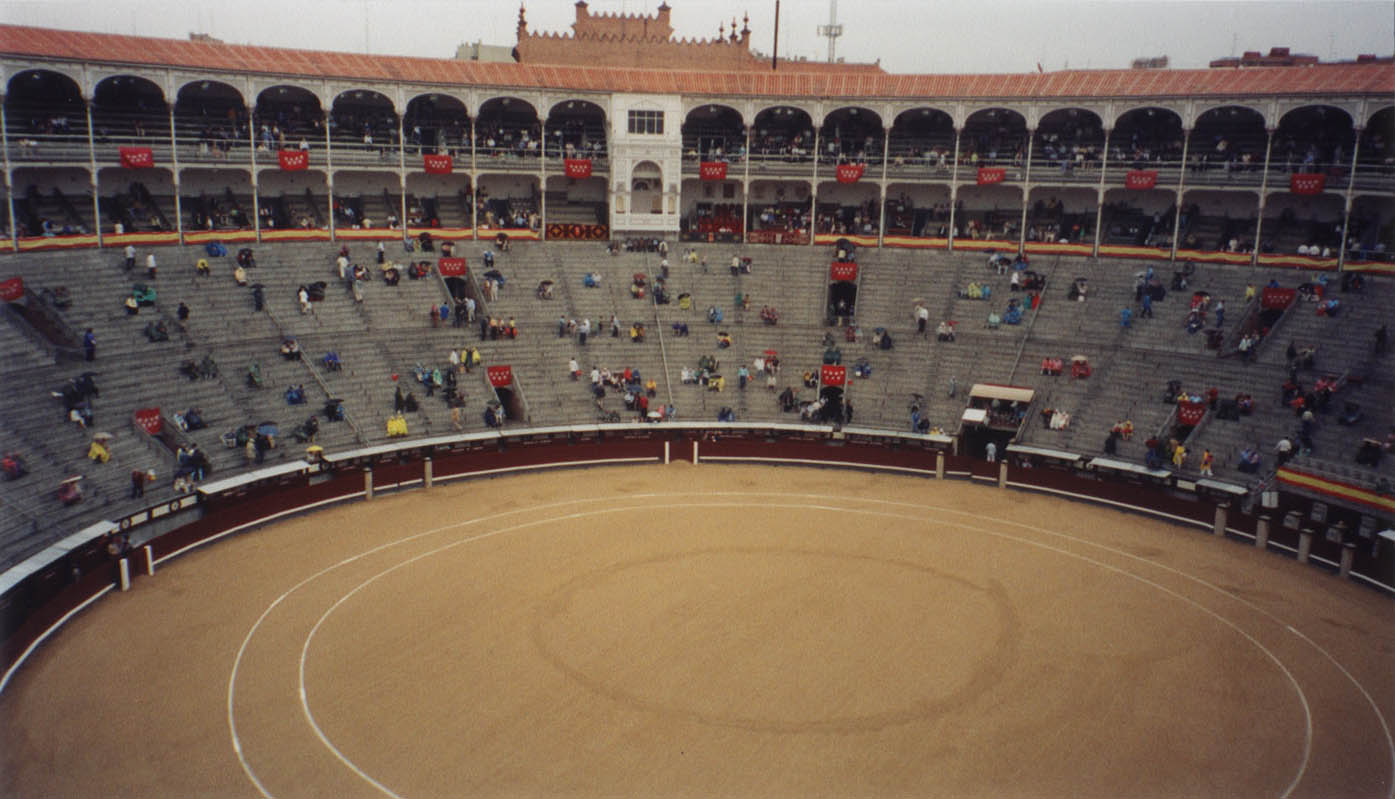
xmin=1 ymin=463 xmax=1392 ymax=798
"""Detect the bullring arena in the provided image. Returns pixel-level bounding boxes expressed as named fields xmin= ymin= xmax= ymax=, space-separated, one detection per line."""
xmin=0 ymin=2 xmax=1394 ymax=795
xmin=2 ymin=463 xmax=1393 ymax=797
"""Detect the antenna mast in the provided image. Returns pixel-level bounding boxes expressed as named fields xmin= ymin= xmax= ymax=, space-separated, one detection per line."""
xmin=816 ymin=0 xmax=842 ymax=63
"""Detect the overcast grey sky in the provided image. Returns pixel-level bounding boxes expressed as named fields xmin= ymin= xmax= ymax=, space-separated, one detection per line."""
xmin=1 ymin=0 xmax=1391 ymax=74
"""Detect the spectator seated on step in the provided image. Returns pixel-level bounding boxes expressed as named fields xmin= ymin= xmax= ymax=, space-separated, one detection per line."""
xmin=1003 ymin=300 xmax=1023 ymax=325
xmin=823 ymin=346 xmax=842 ymax=365
xmin=144 ymin=320 xmax=170 ymax=342
xmin=179 ymin=359 xmax=201 ymax=381
xmin=285 ymin=384 xmax=306 ymax=405
xmin=57 ymin=477 xmax=83 ymax=505
xmin=707 ymin=306 xmax=723 ymax=324
xmin=324 ymin=398 xmax=345 ymax=421
xmin=716 ymin=331 xmax=732 ymax=349
xmin=386 ymin=413 xmax=409 ymax=437
xmin=717 ymin=406 xmax=736 ymax=422
xmin=482 ymin=405 xmax=502 ymax=428
xmin=199 ymin=355 xmax=219 ymax=379
xmin=1237 ymin=446 xmax=1262 ymax=473
xmin=87 ymin=436 xmax=111 ymax=463
xmin=246 ymin=361 xmax=264 ymax=388
xmin=323 ymin=351 xmax=341 ymax=371
xmin=803 ymin=370 xmax=818 ymax=388
xmin=233 ymin=264 xmax=248 ymax=286
xmin=760 ymin=306 xmax=779 ymax=325
xmin=280 ymin=338 xmax=302 ymax=360
xmin=292 ymin=415 xmax=319 ymax=443
xmin=382 ymin=264 xmax=401 ymax=285
xmin=854 ymin=358 xmax=872 ymax=378
xmin=629 ymin=323 xmax=646 ymax=343
xmin=0 ymin=451 xmax=26 ymax=481
xmin=124 ymin=295 xmax=140 ymax=316
xmin=937 ymin=321 xmax=957 ymax=342
xmin=1338 ymin=402 xmax=1363 ymax=426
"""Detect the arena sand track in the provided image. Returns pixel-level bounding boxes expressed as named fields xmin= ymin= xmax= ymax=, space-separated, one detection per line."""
xmin=1 ymin=464 xmax=1392 ymax=798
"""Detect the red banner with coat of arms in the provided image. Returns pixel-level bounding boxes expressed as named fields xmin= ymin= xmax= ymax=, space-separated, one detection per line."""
xmin=438 ymin=257 xmax=467 ymax=277
xmin=836 ymin=164 xmax=865 ymax=184
xmin=829 ymin=262 xmax=858 ymax=282
xmin=133 ymin=407 xmax=163 ymax=434
xmin=0 ymin=276 xmax=22 ymax=302
xmin=278 ymin=150 xmax=309 ymax=171
xmin=1176 ymin=399 xmax=1206 ymax=427
xmin=119 ymin=146 xmax=154 ymax=168
xmin=423 ymin=154 xmax=453 ymax=174
xmin=1290 ymin=173 xmax=1325 ymax=195
xmin=1125 ymin=170 xmax=1158 ymax=190
xmin=977 ymin=167 xmax=1006 ymax=185
xmin=487 ymin=365 xmax=513 ymax=388
xmin=820 ymin=365 xmax=847 ymax=387
xmin=564 ymin=159 xmax=592 ymax=179
xmin=699 ymin=161 xmax=728 ymax=181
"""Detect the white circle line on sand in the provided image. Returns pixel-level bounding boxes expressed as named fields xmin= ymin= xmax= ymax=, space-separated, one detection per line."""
xmin=227 ymin=494 xmax=654 ymax=799
xmin=289 ymin=499 xmax=1313 ymax=799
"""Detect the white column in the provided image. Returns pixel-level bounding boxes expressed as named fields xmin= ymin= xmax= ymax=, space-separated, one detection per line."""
xmin=85 ymin=103 xmax=102 ymax=246
xmin=1250 ymin=127 xmax=1275 ymax=266
xmin=1092 ymin=127 xmax=1111 ymax=257
xmin=168 ymin=105 xmax=183 ymax=241
xmin=0 ymin=101 xmax=17 ymax=249
xmin=1017 ymin=127 xmax=1034 ymax=253
xmin=1337 ymin=127 xmax=1362 ymax=271
xmin=947 ymin=127 xmax=962 ymax=252
xmin=1170 ymin=128 xmax=1192 ymax=260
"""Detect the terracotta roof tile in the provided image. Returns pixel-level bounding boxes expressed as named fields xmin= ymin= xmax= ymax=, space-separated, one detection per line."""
xmin=1 ymin=24 xmax=1391 ymax=103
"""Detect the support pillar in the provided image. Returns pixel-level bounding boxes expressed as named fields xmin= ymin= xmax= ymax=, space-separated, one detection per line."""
xmin=0 ymin=101 xmax=13 ymax=250
xmin=691 ymin=440 xmax=699 ymax=464
xmin=664 ymin=440 xmax=671 ymax=464
xmin=741 ymin=124 xmax=752 ymax=245
xmin=423 ymin=456 xmax=433 ymax=489
xmin=143 ymin=544 xmax=155 ymax=576
xmin=1092 ymin=127 xmax=1110 ymax=257
xmin=935 ymin=451 xmax=945 ymax=480
xmin=809 ymin=125 xmax=820 ymax=247
xmin=877 ymin=126 xmax=890 ymax=248
xmin=997 ymin=460 xmax=1008 ymax=488
xmin=1296 ymin=527 xmax=1314 ymax=563
xmin=947 ymin=126 xmax=962 ymax=252
xmin=1017 ymin=127 xmax=1034 ymax=254
xmin=1213 ymin=503 xmax=1228 ymax=537
xmin=85 ymin=102 xmax=102 ymax=247
xmin=1250 ymin=128 xmax=1275 ymax=266
xmin=1337 ymin=127 xmax=1362 ymax=271
xmin=1170 ymin=127 xmax=1191 ymax=260
xmin=1255 ymin=515 xmax=1270 ymax=550
xmin=363 ymin=466 xmax=374 ymax=500
xmin=168 ymin=105 xmax=183 ymax=242
xmin=470 ymin=116 xmax=478 ymax=240
xmin=118 ymin=558 xmax=131 ymax=591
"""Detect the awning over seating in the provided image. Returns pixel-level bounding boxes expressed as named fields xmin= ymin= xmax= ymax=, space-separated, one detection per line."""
xmin=961 ymin=408 xmax=989 ymax=425
xmin=968 ymin=383 xmax=1035 ymax=403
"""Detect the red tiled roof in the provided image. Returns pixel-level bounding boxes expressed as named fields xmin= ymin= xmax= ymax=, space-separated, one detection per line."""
xmin=1 ymin=24 xmax=1391 ymax=101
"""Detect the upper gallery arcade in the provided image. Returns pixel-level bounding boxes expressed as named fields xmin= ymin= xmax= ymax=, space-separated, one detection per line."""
xmin=0 ymin=8 xmax=1390 ymax=267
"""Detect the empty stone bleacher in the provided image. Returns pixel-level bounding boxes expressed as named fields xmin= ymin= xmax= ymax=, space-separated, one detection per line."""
xmin=2 ymin=238 xmax=1391 ymax=572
